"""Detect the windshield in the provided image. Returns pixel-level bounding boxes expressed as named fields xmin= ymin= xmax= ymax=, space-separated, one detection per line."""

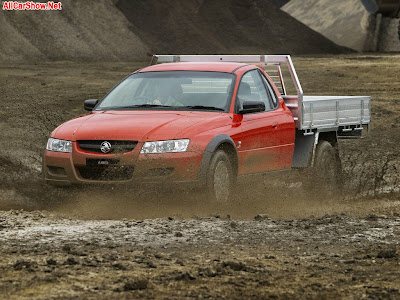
xmin=96 ymin=71 xmax=235 ymax=112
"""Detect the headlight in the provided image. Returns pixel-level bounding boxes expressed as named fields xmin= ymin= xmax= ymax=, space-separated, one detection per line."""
xmin=46 ymin=138 xmax=72 ymax=153
xmin=140 ymin=139 xmax=190 ymax=154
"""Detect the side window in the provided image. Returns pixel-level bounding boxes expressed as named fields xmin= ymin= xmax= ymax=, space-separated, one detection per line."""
xmin=237 ymin=70 xmax=271 ymax=112
xmin=260 ymin=72 xmax=279 ymax=108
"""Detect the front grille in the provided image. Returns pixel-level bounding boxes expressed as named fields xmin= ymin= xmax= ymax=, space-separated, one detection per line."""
xmin=77 ymin=165 xmax=134 ymax=181
xmin=77 ymin=140 xmax=138 ymax=154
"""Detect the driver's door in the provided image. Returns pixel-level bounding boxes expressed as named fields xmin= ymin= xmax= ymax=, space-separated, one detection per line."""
xmin=236 ymin=70 xmax=288 ymax=175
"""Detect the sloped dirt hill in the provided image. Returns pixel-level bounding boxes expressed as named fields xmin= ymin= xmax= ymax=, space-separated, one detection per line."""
xmin=117 ymin=0 xmax=350 ymax=55
xmin=0 ymin=0 xmax=349 ymax=62
xmin=0 ymin=0 xmax=149 ymax=62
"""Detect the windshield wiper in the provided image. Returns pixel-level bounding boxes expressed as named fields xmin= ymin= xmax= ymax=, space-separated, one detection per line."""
xmin=182 ymin=105 xmax=225 ymax=111
xmin=118 ymin=104 xmax=171 ymax=109
xmin=99 ymin=104 xmax=225 ymax=111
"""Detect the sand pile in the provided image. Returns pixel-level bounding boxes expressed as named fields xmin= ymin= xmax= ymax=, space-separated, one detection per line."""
xmin=117 ymin=0 xmax=349 ymax=55
xmin=0 ymin=0 xmax=149 ymax=62
xmin=282 ymin=0 xmax=370 ymax=51
xmin=282 ymin=0 xmax=400 ymax=52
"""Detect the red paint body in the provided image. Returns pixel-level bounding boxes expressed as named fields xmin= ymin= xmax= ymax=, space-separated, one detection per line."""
xmin=43 ymin=62 xmax=296 ymax=184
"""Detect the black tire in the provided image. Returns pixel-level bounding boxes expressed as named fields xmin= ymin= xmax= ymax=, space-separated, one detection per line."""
xmin=311 ymin=140 xmax=342 ymax=195
xmin=206 ymin=150 xmax=235 ymax=203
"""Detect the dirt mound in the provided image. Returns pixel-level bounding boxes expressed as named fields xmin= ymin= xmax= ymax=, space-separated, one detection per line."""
xmin=282 ymin=0 xmax=371 ymax=51
xmin=0 ymin=0 xmax=149 ymax=62
xmin=0 ymin=0 xmax=349 ymax=62
xmin=116 ymin=0 xmax=349 ymax=55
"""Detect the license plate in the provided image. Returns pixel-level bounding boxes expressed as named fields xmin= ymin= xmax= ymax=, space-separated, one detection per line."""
xmin=86 ymin=159 xmax=119 ymax=166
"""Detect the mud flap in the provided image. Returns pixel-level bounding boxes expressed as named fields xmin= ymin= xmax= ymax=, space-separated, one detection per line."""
xmin=291 ymin=131 xmax=318 ymax=168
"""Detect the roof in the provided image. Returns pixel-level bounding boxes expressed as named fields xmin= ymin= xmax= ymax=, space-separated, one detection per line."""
xmin=140 ymin=62 xmax=250 ymax=73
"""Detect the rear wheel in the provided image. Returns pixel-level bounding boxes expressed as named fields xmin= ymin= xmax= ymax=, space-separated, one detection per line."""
xmin=311 ymin=140 xmax=342 ymax=195
xmin=207 ymin=150 xmax=235 ymax=204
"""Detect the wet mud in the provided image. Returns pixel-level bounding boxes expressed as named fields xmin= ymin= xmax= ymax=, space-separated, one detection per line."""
xmin=0 ymin=55 xmax=399 ymax=298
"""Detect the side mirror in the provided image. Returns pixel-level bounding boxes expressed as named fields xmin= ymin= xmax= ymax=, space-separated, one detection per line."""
xmin=239 ymin=100 xmax=265 ymax=114
xmin=84 ymin=99 xmax=98 ymax=111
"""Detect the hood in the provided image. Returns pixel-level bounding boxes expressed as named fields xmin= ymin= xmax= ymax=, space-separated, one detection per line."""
xmin=52 ymin=110 xmax=226 ymax=141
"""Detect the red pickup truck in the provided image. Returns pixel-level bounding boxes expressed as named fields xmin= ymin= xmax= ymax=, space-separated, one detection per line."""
xmin=43 ymin=55 xmax=370 ymax=202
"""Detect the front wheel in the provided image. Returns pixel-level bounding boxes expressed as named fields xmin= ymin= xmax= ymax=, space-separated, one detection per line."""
xmin=207 ymin=150 xmax=235 ymax=204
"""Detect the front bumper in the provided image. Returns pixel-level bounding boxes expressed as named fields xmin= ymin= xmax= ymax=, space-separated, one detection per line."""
xmin=43 ymin=142 xmax=203 ymax=185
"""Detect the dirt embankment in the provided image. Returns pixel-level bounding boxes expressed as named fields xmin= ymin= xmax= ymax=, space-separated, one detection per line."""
xmin=0 ymin=0 xmax=350 ymax=63
xmin=0 ymin=0 xmax=149 ymax=62
xmin=117 ymin=0 xmax=350 ymax=55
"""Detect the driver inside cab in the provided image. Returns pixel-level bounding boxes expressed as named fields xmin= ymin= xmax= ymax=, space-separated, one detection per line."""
xmin=152 ymin=80 xmax=184 ymax=106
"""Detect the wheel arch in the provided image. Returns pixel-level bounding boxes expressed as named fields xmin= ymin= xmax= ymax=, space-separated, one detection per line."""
xmin=318 ymin=131 xmax=338 ymax=147
xmin=198 ymin=134 xmax=238 ymax=185
xmin=216 ymin=142 xmax=238 ymax=177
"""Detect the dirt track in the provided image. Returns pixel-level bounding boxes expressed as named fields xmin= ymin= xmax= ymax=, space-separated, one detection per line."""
xmin=1 ymin=210 xmax=400 ymax=299
xmin=0 ymin=55 xmax=400 ymax=298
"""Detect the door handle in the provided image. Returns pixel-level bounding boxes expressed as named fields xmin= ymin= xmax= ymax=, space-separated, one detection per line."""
xmin=272 ymin=122 xmax=278 ymax=129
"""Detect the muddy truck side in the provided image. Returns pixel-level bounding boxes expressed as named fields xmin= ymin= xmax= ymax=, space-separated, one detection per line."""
xmin=43 ymin=55 xmax=371 ymax=202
